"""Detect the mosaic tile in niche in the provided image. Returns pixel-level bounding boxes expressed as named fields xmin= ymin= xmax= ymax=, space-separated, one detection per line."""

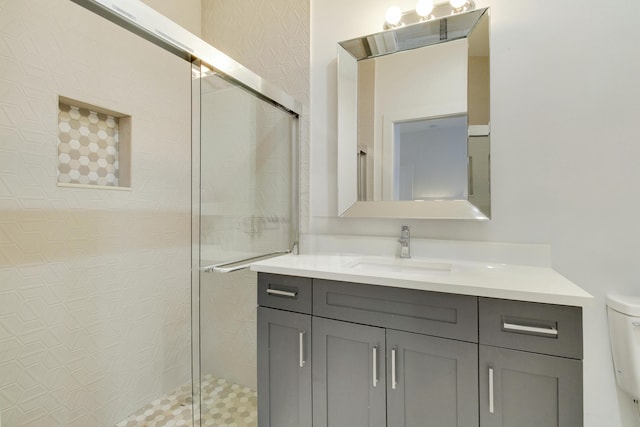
xmin=57 ymin=97 xmax=130 ymax=188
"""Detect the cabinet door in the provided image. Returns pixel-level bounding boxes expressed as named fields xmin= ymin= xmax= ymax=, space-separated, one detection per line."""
xmin=257 ymin=307 xmax=311 ymax=427
xmin=313 ymin=317 xmax=386 ymax=427
xmin=479 ymin=345 xmax=583 ymax=427
xmin=387 ymin=330 xmax=478 ymax=427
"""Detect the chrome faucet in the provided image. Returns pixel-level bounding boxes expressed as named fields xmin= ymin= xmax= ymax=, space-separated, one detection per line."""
xmin=398 ymin=225 xmax=411 ymax=258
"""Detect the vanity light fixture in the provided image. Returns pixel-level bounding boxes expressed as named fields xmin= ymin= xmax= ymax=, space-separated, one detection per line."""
xmin=415 ymin=0 xmax=434 ymax=17
xmin=385 ymin=5 xmax=403 ymax=26
xmin=384 ymin=0 xmax=475 ymax=29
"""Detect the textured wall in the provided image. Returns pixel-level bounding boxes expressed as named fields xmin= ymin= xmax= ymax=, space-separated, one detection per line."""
xmin=0 ymin=1 xmax=192 ymax=425
xmin=141 ymin=0 xmax=202 ymax=36
xmin=202 ymin=0 xmax=310 ymax=232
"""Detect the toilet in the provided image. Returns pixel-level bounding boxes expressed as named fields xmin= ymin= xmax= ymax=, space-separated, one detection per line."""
xmin=607 ymin=294 xmax=640 ymax=400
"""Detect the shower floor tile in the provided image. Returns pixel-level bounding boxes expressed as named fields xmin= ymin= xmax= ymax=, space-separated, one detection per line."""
xmin=116 ymin=374 xmax=257 ymax=427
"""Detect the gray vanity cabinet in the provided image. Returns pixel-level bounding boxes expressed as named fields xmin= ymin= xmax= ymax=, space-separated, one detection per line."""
xmin=257 ymin=307 xmax=312 ymax=427
xmin=312 ymin=278 xmax=479 ymax=427
xmin=479 ymin=345 xmax=583 ymax=427
xmin=257 ymin=274 xmax=313 ymax=427
xmin=312 ymin=316 xmax=386 ymax=427
xmin=478 ymin=297 xmax=584 ymax=427
xmin=387 ymin=329 xmax=479 ymax=427
xmin=312 ymin=320 xmax=478 ymax=427
xmin=256 ymin=274 xmax=585 ymax=427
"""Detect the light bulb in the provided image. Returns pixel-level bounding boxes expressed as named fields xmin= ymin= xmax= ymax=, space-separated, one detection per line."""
xmin=385 ymin=6 xmax=403 ymax=26
xmin=449 ymin=0 xmax=467 ymax=8
xmin=415 ymin=0 xmax=434 ymax=16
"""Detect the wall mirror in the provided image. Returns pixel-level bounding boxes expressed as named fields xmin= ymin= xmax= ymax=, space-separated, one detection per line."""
xmin=337 ymin=8 xmax=490 ymax=219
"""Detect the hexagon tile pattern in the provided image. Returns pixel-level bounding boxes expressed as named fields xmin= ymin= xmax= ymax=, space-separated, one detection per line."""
xmin=116 ymin=374 xmax=257 ymax=427
xmin=57 ymin=102 xmax=120 ymax=187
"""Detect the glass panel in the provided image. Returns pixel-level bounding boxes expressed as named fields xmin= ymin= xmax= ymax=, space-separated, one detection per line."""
xmin=200 ymin=72 xmax=295 ymax=264
xmin=194 ymin=65 xmax=297 ymax=426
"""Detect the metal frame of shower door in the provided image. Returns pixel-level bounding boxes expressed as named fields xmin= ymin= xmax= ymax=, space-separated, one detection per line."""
xmin=190 ymin=59 xmax=203 ymax=426
xmin=68 ymin=0 xmax=302 ymax=115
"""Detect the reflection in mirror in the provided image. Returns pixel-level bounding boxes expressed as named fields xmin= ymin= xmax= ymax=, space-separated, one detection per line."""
xmin=338 ymin=8 xmax=490 ymax=219
xmin=390 ymin=114 xmax=468 ymax=201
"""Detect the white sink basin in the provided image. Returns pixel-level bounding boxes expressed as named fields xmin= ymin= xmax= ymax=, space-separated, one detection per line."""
xmin=344 ymin=257 xmax=452 ymax=275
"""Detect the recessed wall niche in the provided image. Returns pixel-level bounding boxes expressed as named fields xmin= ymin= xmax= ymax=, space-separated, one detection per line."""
xmin=57 ymin=96 xmax=131 ymax=189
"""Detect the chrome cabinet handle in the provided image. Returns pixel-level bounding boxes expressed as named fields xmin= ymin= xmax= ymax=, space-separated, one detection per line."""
xmin=266 ymin=288 xmax=298 ymax=298
xmin=468 ymin=156 xmax=474 ymax=196
xmin=503 ymin=322 xmax=558 ymax=336
xmin=299 ymin=331 xmax=305 ymax=368
xmin=391 ymin=347 xmax=397 ymax=390
xmin=372 ymin=346 xmax=378 ymax=387
xmin=489 ymin=365 xmax=495 ymax=414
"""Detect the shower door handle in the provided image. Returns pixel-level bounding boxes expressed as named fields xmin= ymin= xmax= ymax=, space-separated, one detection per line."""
xmin=202 ymin=250 xmax=290 ymax=273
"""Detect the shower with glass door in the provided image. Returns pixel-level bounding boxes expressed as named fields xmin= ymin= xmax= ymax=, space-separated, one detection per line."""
xmin=191 ymin=61 xmax=300 ymax=426
xmin=63 ymin=3 xmax=300 ymax=425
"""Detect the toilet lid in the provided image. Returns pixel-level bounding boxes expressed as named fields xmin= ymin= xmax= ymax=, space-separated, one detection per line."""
xmin=607 ymin=294 xmax=640 ymax=317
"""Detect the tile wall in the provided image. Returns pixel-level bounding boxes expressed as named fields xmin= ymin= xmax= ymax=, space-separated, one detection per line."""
xmin=0 ymin=1 xmax=192 ymax=425
xmin=57 ymin=100 xmax=124 ymax=187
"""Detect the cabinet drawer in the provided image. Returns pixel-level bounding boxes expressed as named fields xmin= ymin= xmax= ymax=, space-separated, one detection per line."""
xmin=313 ymin=279 xmax=478 ymax=342
xmin=258 ymin=273 xmax=312 ymax=314
xmin=479 ymin=298 xmax=582 ymax=359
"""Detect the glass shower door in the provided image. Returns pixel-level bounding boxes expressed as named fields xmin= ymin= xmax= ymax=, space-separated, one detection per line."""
xmin=191 ymin=62 xmax=298 ymax=426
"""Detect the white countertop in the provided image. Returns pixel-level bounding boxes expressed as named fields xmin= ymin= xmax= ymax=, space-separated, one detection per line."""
xmin=251 ymin=254 xmax=593 ymax=307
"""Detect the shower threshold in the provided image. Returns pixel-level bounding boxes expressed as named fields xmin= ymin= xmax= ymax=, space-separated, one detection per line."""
xmin=116 ymin=374 xmax=257 ymax=427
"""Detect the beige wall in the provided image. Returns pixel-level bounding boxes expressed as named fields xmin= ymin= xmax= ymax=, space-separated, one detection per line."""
xmin=202 ymin=0 xmax=310 ymax=230
xmin=0 ymin=1 xmax=192 ymax=425
xmin=141 ymin=0 xmax=202 ymax=36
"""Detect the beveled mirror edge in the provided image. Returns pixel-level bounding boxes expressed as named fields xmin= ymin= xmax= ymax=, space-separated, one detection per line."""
xmin=337 ymin=7 xmax=491 ymax=220
xmin=337 ymin=45 xmax=358 ymax=216
xmin=339 ymin=8 xmax=490 ymax=61
xmin=340 ymin=200 xmax=490 ymax=220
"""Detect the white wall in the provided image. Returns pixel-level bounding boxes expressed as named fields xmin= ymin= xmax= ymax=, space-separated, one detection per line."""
xmin=310 ymin=0 xmax=640 ymax=426
xmin=0 ymin=0 xmax=192 ymax=425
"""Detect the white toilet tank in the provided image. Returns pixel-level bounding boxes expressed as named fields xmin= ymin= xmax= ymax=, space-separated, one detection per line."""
xmin=607 ymin=294 xmax=640 ymax=400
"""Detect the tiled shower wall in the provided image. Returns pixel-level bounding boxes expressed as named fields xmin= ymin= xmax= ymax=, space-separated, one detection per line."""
xmin=202 ymin=0 xmax=310 ymax=232
xmin=0 ymin=1 xmax=192 ymax=426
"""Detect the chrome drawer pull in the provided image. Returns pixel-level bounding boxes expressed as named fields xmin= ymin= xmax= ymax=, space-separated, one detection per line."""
xmin=372 ymin=346 xmax=379 ymax=387
xmin=391 ymin=347 xmax=397 ymax=390
xmin=299 ymin=331 xmax=306 ymax=368
xmin=503 ymin=322 xmax=558 ymax=336
xmin=266 ymin=288 xmax=298 ymax=298
xmin=489 ymin=365 xmax=495 ymax=414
